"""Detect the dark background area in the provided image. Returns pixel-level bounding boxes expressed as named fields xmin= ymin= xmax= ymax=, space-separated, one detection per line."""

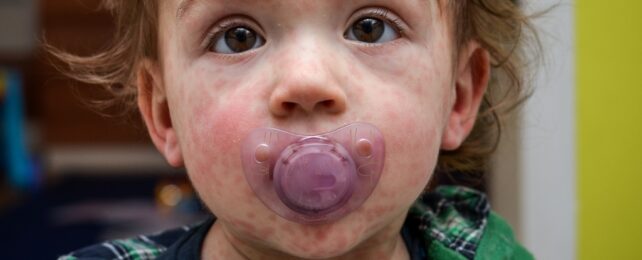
xmin=0 ymin=1 xmax=206 ymax=259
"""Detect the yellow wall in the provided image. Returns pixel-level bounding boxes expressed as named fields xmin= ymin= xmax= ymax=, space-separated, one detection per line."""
xmin=577 ymin=1 xmax=642 ymax=259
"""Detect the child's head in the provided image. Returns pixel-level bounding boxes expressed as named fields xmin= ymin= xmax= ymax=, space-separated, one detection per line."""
xmin=52 ymin=0 xmax=534 ymax=258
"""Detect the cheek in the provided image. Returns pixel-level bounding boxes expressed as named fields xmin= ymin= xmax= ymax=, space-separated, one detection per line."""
xmin=362 ymin=53 xmax=451 ymax=212
xmin=179 ymin=68 xmax=267 ymax=165
xmin=178 ymin=83 xmax=265 ymax=219
xmin=371 ymin=109 xmax=439 ymax=213
xmin=198 ymin=99 xmax=250 ymax=153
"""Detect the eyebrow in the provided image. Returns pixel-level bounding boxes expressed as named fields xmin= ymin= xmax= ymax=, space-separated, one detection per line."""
xmin=176 ymin=0 xmax=195 ymax=21
xmin=175 ymin=0 xmax=432 ymax=22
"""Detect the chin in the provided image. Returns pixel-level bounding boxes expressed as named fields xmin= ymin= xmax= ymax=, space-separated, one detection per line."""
xmin=267 ymin=204 xmax=394 ymax=259
xmin=276 ymin=228 xmax=359 ymax=259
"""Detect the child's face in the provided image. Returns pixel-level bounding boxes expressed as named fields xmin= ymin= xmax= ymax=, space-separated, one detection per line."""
xmin=142 ymin=0 xmax=487 ymax=258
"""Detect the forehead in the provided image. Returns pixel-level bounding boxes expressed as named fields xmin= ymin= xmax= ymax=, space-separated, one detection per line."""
xmin=168 ymin=0 xmax=438 ymax=21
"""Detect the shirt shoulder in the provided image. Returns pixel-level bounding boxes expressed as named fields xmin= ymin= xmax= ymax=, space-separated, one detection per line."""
xmin=409 ymin=185 xmax=491 ymax=260
xmin=475 ymin=212 xmax=535 ymax=260
xmin=408 ymin=185 xmax=533 ymax=260
xmin=58 ymin=225 xmax=195 ymax=260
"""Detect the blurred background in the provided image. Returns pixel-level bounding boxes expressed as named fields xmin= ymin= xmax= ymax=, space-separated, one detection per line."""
xmin=0 ymin=1 xmax=207 ymax=259
xmin=0 ymin=0 xmax=640 ymax=259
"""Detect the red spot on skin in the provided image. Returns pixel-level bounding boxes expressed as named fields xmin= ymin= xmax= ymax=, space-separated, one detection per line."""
xmin=247 ymin=212 xmax=256 ymax=219
xmin=364 ymin=210 xmax=378 ymax=223
xmin=260 ymin=226 xmax=276 ymax=238
xmin=315 ymin=228 xmax=329 ymax=241
xmin=384 ymin=105 xmax=399 ymax=121
xmin=234 ymin=220 xmax=257 ymax=234
xmin=232 ymin=174 xmax=243 ymax=185
xmin=232 ymin=219 xmax=279 ymax=241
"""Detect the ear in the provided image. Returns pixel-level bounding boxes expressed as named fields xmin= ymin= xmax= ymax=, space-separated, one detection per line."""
xmin=441 ymin=42 xmax=491 ymax=151
xmin=137 ymin=60 xmax=184 ymax=167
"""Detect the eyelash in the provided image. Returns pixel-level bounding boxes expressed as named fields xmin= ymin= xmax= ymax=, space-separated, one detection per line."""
xmin=203 ymin=17 xmax=264 ymax=51
xmin=202 ymin=7 xmax=407 ymax=52
xmin=355 ymin=7 xmax=406 ymax=36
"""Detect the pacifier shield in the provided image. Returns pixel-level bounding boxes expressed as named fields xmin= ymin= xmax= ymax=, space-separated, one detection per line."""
xmin=240 ymin=123 xmax=385 ymax=224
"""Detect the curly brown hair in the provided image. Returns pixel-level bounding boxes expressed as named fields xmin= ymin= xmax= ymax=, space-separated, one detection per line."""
xmin=47 ymin=0 xmax=540 ymax=190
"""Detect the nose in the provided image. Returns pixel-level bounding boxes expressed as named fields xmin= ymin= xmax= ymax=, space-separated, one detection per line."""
xmin=268 ymin=39 xmax=347 ymax=118
xmin=269 ymin=80 xmax=347 ymax=117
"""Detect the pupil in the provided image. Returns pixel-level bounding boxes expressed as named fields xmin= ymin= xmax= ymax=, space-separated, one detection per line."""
xmin=225 ymin=27 xmax=257 ymax=53
xmin=353 ymin=18 xmax=384 ymax=43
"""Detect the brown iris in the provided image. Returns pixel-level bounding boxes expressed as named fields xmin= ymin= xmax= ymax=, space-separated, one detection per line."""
xmin=224 ymin=27 xmax=258 ymax=53
xmin=352 ymin=18 xmax=385 ymax=43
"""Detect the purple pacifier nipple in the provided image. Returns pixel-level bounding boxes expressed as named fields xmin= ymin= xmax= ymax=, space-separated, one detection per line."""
xmin=241 ymin=122 xmax=385 ymax=224
xmin=273 ymin=137 xmax=356 ymax=215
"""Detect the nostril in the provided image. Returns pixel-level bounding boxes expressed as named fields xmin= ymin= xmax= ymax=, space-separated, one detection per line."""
xmin=320 ymin=100 xmax=335 ymax=108
xmin=282 ymin=102 xmax=297 ymax=111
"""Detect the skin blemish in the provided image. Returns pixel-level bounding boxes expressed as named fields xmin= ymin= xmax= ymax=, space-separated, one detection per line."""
xmin=260 ymin=226 xmax=276 ymax=238
xmin=314 ymin=228 xmax=329 ymax=241
xmin=232 ymin=174 xmax=244 ymax=185
xmin=233 ymin=219 xmax=258 ymax=235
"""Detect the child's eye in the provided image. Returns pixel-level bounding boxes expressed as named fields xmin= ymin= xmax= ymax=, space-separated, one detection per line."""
xmin=345 ymin=17 xmax=400 ymax=44
xmin=208 ymin=26 xmax=265 ymax=54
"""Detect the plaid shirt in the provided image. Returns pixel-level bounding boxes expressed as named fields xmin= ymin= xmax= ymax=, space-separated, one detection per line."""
xmin=59 ymin=186 xmax=494 ymax=260
xmin=409 ymin=186 xmax=490 ymax=259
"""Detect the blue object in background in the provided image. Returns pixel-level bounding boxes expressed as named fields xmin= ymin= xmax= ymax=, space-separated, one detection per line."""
xmin=1 ymin=69 xmax=38 ymax=190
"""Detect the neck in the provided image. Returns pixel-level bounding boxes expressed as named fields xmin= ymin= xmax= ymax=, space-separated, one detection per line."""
xmin=202 ymin=216 xmax=410 ymax=260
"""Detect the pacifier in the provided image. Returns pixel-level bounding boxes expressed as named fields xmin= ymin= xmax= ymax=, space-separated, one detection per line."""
xmin=241 ymin=122 xmax=385 ymax=224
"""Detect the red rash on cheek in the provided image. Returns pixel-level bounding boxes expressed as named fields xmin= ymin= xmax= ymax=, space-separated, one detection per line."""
xmin=187 ymin=90 xmax=256 ymax=168
xmin=207 ymin=105 xmax=248 ymax=152
xmin=181 ymin=85 xmax=265 ymax=219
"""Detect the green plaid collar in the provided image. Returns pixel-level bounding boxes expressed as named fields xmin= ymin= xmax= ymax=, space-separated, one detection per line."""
xmin=60 ymin=186 xmax=490 ymax=260
xmin=408 ymin=185 xmax=490 ymax=260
